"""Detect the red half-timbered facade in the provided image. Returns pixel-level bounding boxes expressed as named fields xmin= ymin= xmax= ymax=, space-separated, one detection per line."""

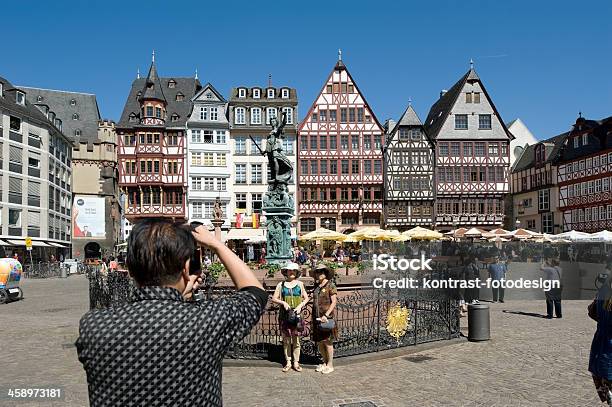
xmin=424 ymin=66 xmax=513 ymax=230
xmin=558 ymin=116 xmax=612 ymax=232
xmin=117 ymin=57 xmax=200 ymax=221
xmin=297 ymin=56 xmax=384 ymax=233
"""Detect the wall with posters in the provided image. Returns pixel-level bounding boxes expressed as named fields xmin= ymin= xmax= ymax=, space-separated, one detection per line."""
xmin=73 ymin=196 xmax=106 ymax=239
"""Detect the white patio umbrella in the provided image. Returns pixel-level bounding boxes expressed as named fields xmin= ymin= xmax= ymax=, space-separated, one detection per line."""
xmin=550 ymin=230 xmax=591 ymax=242
xmin=585 ymin=230 xmax=612 ymax=243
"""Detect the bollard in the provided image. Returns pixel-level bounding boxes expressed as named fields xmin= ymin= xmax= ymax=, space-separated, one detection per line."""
xmin=467 ymin=303 xmax=490 ymax=341
xmin=60 ymin=266 xmax=68 ymax=279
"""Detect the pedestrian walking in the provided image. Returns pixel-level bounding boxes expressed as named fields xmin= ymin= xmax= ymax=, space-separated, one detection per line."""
xmin=589 ymin=274 xmax=612 ymax=405
xmin=541 ymin=257 xmax=562 ymax=319
xmin=488 ymin=254 xmax=507 ymax=303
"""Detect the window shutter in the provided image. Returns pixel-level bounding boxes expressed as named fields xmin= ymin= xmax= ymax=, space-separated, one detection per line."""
xmin=28 ymin=181 xmax=40 ymax=196
xmin=9 ymin=145 xmax=23 ymax=163
xmin=9 ymin=177 xmax=22 ymax=193
xmin=28 ymin=211 xmax=40 ymax=226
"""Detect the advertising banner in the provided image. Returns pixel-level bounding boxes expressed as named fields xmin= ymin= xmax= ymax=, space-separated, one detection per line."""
xmin=73 ymin=196 xmax=106 ymax=239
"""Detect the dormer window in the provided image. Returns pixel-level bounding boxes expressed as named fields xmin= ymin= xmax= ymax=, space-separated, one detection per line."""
xmin=0 ymin=82 xmax=3 ymax=96
xmin=49 ymin=112 xmax=56 ymax=122
xmin=168 ymin=80 xmax=176 ymax=88
xmin=75 ymin=129 xmax=81 ymax=137
xmin=253 ymin=88 xmax=261 ymax=99
xmin=72 ymin=113 xmax=79 ymax=120
xmin=70 ymin=99 xmax=77 ymax=106
xmin=55 ymin=119 xmax=62 ymax=131
xmin=129 ymin=113 xmax=137 ymax=123
xmin=16 ymin=91 xmax=25 ymax=105
xmin=281 ymin=88 xmax=289 ymax=98
xmin=136 ymin=91 xmax=142 ymax=100
xmin=37 ymin=95 xmax=44 ymax=102
xmin=238 ymin=88 xmax=246 ymax=98
xmin=146 ymin=106 xmax=154 ymax=116
xmin=171 ymin=114 xmax=179 ymax=122
xmin=267 ymin=88 xmax=275 ymax=98
xmin=176 ymin=92 xmax=184 ymax=101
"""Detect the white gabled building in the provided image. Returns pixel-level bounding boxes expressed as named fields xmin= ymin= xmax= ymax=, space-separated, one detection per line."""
xmin=186 ymin=83 xmax=231 ymax=232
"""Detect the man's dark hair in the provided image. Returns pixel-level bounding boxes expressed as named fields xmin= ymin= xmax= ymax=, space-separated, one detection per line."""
xmin=126 ymin=218 xmax=196 ymax=286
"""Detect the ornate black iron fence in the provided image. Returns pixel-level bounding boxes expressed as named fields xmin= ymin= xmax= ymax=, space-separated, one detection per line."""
xmin=226 ymin=285 xmax=460 ymax=361
xmin=85 ymin=269 xmax=460 ymax=361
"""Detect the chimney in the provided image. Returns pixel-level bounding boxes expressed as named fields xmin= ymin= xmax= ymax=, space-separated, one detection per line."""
xmin=384 ymin=119 xmax=396 ymax=133
xmin=440 ymin=89 xmax=447 ymax=98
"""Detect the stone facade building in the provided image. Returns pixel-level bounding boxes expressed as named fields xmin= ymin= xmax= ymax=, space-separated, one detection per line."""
xmin=227 ymin=85 xmax=298 ymax=249
xmin=0 ymin=76 xmax=73 ymax=260
xmin=186 ymin=83 xmax=231 ymax=231
xmin=21 ymin=86 xmax=121 ymax=258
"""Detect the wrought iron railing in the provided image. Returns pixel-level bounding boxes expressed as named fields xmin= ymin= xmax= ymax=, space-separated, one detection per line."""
xmin=85 ymin=269 xmax=460 ymax=361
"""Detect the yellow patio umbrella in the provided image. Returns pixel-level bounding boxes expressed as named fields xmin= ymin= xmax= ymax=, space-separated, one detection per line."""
xmin=347 ymin=227 xmax=400 ymax=241
xmin=300 ymin=227 xmax=347 ymax=241
xmin=402 ymin=226 xmax=445 ymax=240
xmin=392 ymin=234 xmax=411 ymax=242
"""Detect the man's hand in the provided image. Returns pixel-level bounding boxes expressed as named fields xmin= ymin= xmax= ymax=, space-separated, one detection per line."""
xmin=192 ymin=225 xmax=221 ymax=250
xmin=182 ymin=274 xmax=203 ymax=300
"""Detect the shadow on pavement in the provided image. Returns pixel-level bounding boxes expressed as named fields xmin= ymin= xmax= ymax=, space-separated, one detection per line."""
xmin=502 ymin=310 xmax=549 ymax=318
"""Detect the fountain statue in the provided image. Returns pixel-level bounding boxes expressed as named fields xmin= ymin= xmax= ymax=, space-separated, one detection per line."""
xmin=251 ymin=112 xmax=294 ymax=264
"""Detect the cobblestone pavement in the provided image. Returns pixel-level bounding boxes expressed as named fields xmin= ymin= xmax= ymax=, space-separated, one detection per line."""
xmin=0 ymin=276 xmax=602 ymax=406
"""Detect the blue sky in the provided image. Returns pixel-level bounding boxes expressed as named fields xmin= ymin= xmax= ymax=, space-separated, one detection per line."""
xmin=2 ymin=0 xmax=611 ymax=139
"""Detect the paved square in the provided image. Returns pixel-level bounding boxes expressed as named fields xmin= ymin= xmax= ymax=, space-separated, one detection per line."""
xmin=0 ymin=276 xmax=601 ymax=406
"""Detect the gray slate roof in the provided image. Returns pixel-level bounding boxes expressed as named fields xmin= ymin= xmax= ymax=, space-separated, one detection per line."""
xmin=139 ymin=62 xmax=167 ymax=103
xmin=512 ymin=132 xmax=569 ymax=172
xmin=424 ymin=67 xmax=512 ymax=141
xmin=0 ymin=76 xmax=71 ymax=143
xmin=118 ymin=66 xmax=201 ymax=129
xmin=19 ymin=86 xmax=101 ymax=143
xmin=395 ymin=104 xmax=422 ymax=128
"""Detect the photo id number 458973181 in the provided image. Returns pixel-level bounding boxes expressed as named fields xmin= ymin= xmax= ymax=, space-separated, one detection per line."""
xmin=0 ymin=387 xmax=64 ymax=400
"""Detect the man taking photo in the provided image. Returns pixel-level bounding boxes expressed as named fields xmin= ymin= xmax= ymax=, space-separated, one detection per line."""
xmin=76 ymin=219 xmax=268 ymax=406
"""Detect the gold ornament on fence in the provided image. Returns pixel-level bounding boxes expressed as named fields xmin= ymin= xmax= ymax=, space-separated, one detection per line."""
xmin=386 ymin=303 xmax=411 ymax=343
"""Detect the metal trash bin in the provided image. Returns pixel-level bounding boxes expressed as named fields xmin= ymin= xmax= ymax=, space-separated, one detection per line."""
xmin=467 ymin=303 xmax=490 ymax=341
xmin=60 ymin=266 xmax=68 ymax=279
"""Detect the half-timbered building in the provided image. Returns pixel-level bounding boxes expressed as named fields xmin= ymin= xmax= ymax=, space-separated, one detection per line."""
xmin=383 ymin=103 xmax=435 ymax=229
xmin=117 ymin=56 xmax=200 ymax=221
xmin=511 ymin=132 xmax=568 ymax=234
xmin=424 ymin=64 xmax=513 ymax=230
xmin=297 ymin=55 xmax=384 ymax=234
xmin=558 ymin=116 xmax=612 ymax=232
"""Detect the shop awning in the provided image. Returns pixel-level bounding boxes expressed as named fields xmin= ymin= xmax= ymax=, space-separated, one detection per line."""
xmin=6 ymin=239 xmax=52 ymax=247
xmin=47 ymin=242 xmax=69 ymax=248
xmin=0 ymin=239 xmax=12 ymax=246
xmin=226 ymin=228 xmax=265 ymax=241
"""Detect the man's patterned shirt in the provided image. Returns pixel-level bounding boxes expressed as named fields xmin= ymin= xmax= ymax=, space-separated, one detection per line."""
xmin=76 ymin=286 xmax=267 ymax=406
